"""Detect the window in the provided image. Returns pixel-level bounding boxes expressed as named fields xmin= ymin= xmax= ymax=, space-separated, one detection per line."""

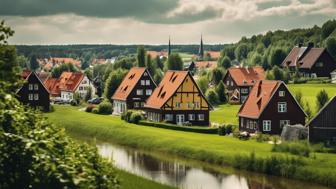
xmin=278 ymin=102 xmax=287 ymax=113
xmin=79 ymin=86 xmax=83 ymax=91
xmin=280 ymin=120 xmax=290 ymax=128
xmin=140 ymin=102 xmax=144 ymax=107
xmin=226 ymin=80 xmax=229 ymax=85
xmin=134 ymin=102 xmax=139 ymax=108
xmin=136 ymin=89 xmax=143 ymax=95
xmin=241 ymin=88 xmax=248 ymax=94
xmin=263 ymin=120 xmax=271 ymax=131
xmin=240 ymin=117 xmax=244 ymax=127
xmin=175 ymin=102 xmax=181 ymax=108
xmin=165 ymin=114 xmax=173 ymax=121
xmin=195 ymin=102 xmax=200 ymax=109
xmin=230 ymin=81 xmax=233 ymax=86
xmin=316 ymin=62 xmax=323 ymax=67
xmin=34 ymin=84 xmax=39 ymax=90
xmin=146 ymin=80 xmax=150 ymax=85
xmin=144 ymin=72 xmax=148 ymax=76
xmin=34 ymin=94 xmax=39 ymax=100
xmin=82 ymin=80 xmax=87 ymax=84
xmin=29 ymin=84 xmax=33 ymax=90
xmin=28 ymin=94 xmax=33 ymax=100
xmin=279 ymin=91 xmax=285 ymax=97
xmin=198 ymin=114 xmax=204 ymax=121
xmin=187 ymin=102 xmax=194 ymax=109
xmin=146 ymin=89 xmax=152 ymax=96
xmin=188 ymin=114 xmax=195 ymax=121
xmin=141 ymin=80 xmax=145 ymax=85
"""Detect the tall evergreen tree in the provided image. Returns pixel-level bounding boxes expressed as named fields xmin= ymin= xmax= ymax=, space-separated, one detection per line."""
xmin=166 ymin=53 xmax=183 ymax=70
xmin=216 ymin=81 xmax=227 ymax=103
xmin=316 ymin=89 xmax=330 ymax=111
xmin=104 ymin=69 xmax=128 ymax=102
xmin=137 ymin=46 xmax=146 ymax=67
xmin=29 ymin=54 xmax=39 ymax=71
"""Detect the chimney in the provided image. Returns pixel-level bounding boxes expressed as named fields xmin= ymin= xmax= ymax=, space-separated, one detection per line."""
xmin=308 ymin=42 xmax=314 ymax=49
xmin=298 ymin=43 xmax=303 ymax=48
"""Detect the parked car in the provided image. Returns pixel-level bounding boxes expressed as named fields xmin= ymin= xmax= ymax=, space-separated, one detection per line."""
xmin=88 ymin=97 xmax=104 ymax=104
xmin=53 ymin=97 xmax=65 ymax=104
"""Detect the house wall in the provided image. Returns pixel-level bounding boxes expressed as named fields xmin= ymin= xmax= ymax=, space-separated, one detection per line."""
xmin=258 ymin=84 xmax=306 ymax=135
xmin=239 ymin=117 xmax=259 ymax=133
xmin=331 ymin=72 xmax=336 ymax=83
xmin=300 ymin=51 xmax=336 ymax=78
xmin=223 ymin=73 xmax=253 ymax=104
xmin=75 ymin=76 xmax=96 ymax=98
xmin=17 ymin=73 xmax=50 ymax=111
xmin=61 ymin=91 xmax=73 ymax=101
xmin=113 ymin=100 xmax=127 ymax=115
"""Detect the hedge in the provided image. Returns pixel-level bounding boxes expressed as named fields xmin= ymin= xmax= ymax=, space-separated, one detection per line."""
xmin=138 ymin=121 xmax=218 ymax=134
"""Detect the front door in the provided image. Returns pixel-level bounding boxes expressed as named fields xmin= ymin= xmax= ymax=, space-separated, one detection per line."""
xmin=176 ymin=114 xmax=185 ymax=125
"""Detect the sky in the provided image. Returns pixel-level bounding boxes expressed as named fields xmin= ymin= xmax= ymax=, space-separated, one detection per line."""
xmin=1 ymin=0 xmax=336 ymax=45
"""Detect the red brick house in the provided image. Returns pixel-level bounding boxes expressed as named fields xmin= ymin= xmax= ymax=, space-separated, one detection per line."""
xmin=223 ymin=67 xmax=265 ymax=104
xmin=281 ymin=43 xmax=336 ymax=78
xmin=238 ymin=80 xmax=306 ymax=135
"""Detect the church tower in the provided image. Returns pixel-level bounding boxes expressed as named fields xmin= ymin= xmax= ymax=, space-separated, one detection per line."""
xmin=198 ymin=34 xmax=204 ymax=59
xmin=168 ymin=36 xmax=171 ymax=56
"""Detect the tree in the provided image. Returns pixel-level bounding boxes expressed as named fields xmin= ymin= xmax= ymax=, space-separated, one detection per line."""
xmin=272 ymin=66 xmax=283 ymax=80
xmin=295 ymin=91 xmax=304 ymax=108
xmin=51 ymin=63 xmax=77 ymax=78
xmin=304 ymin=101 xmax=313 ymax=121
xmin=256 ymin=43 xmax=265 ymax=54
xmin=104 ymin=69 xmax=128 ymax=102
xmin=321 ymin=19 xmax=336 ymax=40
xmin=262 ymin=31 xmax=272 ymax=48
xmin=316 ymin=89 xmax=329 ymax=111
xmin=146 ymin=54 xmax=155 ymax=75
xmin=269 ymin=48 xmax=286 ymax=67
xmin=196 ymin=76 xmax=209 ymax=94
xmin=137 ymin=45 xmax=146 ymax=67
xmin=29 ymin=54 xmax=39 ymax=71
xmin=218 ymin=56 xmax=231 ymax=69
xmin=216 ymin=81 xmax=227 ymax=103
xmin=166 ymin=53 xmax=183 ymax=71
xmin=17 ymin=55 xmax=29 ymax=68
xmin=85 ymin=86 xmax=93 ymax=101
xmin=153 ymin=69 xmax=163 ymax=84
xmin=205 ymin=89 xmax=219 ymax=105
xmin=235 ymin=43 xmax=249 ymax=61
xmin=210 ymin=68 xmax=224 ymax=85
xmin=155 ymin=55 xmax=164 ymax=70
xmin=251 ymin=53 xmax=262 ymax=66
xmin=326 ymin=37 xmax=336 ymax=59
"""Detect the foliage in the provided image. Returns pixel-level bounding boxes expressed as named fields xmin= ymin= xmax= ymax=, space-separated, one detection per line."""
xmin=85 ymin=104 xmax=96 ymax=113
xmin=166 ymin=53 xmax=183 ymax=71
xmin=235 ymin=43 xmax=249 ymax=61
xmin=85 ymin=86 xmax=93 ymax=102
xmin=0 ymin=20 xmax=14 ymax=45
xmin=304 ymin=101 xmax=313 ymax=121
xmin=205 ymin=89 xmax=219 ymax=105
xmin=272 ymin=141 xmax=312 ymax=157
xmin=218 ymin=56 xmax=231 ymax=69
xmin=0 ymin=45 xmax=21 ymax=93
xmin=215 ymin=81 xmax=227 ymax=103
xmin=29 ymin=54 xmax=39 ymax=71
xmin=196 ymin=76 xmax=209 ymax=94
xmin=316 ymin=89 xmax=329 ymax=111
xmin=137 ymin=46 xmax=146 ymax=67
xmin=210 ymin=68 xmax=225 ymax=85
xmin=269 ymin=48 xmax=287 ymax=66
xmin=139 ymin=121 xmax=218 ymax=134
xmin=97 ymin=101 xmax=113 ymax=115
xmin=326 ymin=37 xmax=336 ymax=59
xmin=266 ymin=66 xmax=289 ymax=83
xmin=146 ymin=54 xmax=155 ymax=75
xmin=51 ymin=63 xmax=77 ymax=78
xmin=129 ymin=111 xmax=143 ymax=124
xmin=321 ymin=19 xmax=336 ymax=40
xmin=104 ymin=69 xmax=128 ymax=103
xmin=153 ymin=69 xmax=163 ymax=84
xmin=295 ymin=91 xmax=304 ymax=108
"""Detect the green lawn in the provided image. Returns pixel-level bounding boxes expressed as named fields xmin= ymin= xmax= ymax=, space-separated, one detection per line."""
xmin=117 ymin=169 xmax=175 ymax=189
xmin=211 ymin=83 xmax=336 ymax=125
xmin=45 ymin=105 xmax=336 ymax=187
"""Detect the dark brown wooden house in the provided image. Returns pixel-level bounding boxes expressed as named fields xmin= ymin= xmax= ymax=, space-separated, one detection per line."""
xmin=17 ymin=70 xmax=50 ymax=111
xmin=281 ymin=43 xmax=336 ymax=78
xmin=223 ymin=67 xmax=265 ymax=104
xmin=307 ymin=96 xmax=336 ymax=143
xmin=112 ymin=67 xmax=156 ymax=115
xmin=238 ymin=80 xmax=306 ymax=135
xmin=144 ymin=71 xmax=212 ymax=126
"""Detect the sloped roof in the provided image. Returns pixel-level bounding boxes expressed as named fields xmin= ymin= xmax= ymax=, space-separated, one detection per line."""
xmin=19 ymin=70 xmax=50 ymax=94
xmin=307 ymin=96 xmax=336 ymax=127
xmin=112 ymin=67 xmax=147 ymax=101
xmin=206 ymin=51 xmax=221 ymax=59
xmin=227 ymin=67 xmax=265 ymax=86
xmin=238 ymin=80 xmax=281 ymax=119
xmin=44 ymin=77 xmax=59 ymax=96
xmin=43 ymin=72 xmax=84 ymax=96
xmin=147 ymin=51 xmax=168 ymax=58
xmin=195 ymin=61 xmax=217 ymax=70
xmin=281 ymin=47 xmax=325 ymax=69
xmin=145 ymin=70 xmax=189 ymax=109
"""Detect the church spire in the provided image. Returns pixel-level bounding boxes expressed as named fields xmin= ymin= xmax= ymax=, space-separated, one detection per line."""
xmin=168 ymin=36 xmax=171 ymax=56
xmin=198 ymin=34 xmax=204 ymax=59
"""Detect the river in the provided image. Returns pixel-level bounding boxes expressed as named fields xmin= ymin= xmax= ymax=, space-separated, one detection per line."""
xmin=91 ymin=140 xmax=331 ymax=189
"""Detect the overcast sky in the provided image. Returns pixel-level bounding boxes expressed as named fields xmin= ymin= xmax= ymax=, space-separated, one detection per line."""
xmin=2 ymin=0 xmax=336 ymax=45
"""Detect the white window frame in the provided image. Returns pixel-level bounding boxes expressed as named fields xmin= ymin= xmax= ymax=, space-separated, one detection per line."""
xmin=165 ymin=114 xmax=173 ymax=121
xmin=34 ymin=94 xmax=39 ymax=101
xmin=146 ymin=89 xmax=152 ymax=96
xmin=280 ymin=120 xmax=290 ymax=128
xmin=198 ymin=114 xmax=204 ymax=121
xmin=278 ymin=102 xmax=287 ymax=113
xmin=140 ymin=102 xmax=144 ymax=107
xmin=28 ymin=93 xmax=33 ymax=101
xmin=34 ymin=84 xmax=39 ymax=90
xmin=188 ymin=114 xmax=195 ymax=121
xmin=141 ymin=80 xmax=145 ymax=86
xmin=279 ymin=91 xmax=285 ymax=97
xmin=263 ymin=120 xmax=271 ymax=131
xmin=136 ymin=89 xmax=143 ymax=95
xmin=241 ymin=88 xmax=248 ymax=94
xmin=29 ymin=84 xmax=33 ymax=90
xmin=145 ymin=80 xmax=150 ymax=86
xmin=226 ymin=80 xmax=229 ymax=85
xmin=134 ymin=102 xmax=139 ymax=108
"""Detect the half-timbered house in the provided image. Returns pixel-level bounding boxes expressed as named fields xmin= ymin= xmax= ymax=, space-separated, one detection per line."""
xmin=144 ymin=70 xmax=212 ymax=126
xmin=17 ymin=70 xmax=50 ymax=111
xmin=223 ymin=67 xmax=265 ymax=104
xmin=112 ymin=67 xmax=156 ymax=115
xmin=238 ymin=80 xmax=306 ymax=135
xmin=307 ymin=96 xmax=336 ymax=143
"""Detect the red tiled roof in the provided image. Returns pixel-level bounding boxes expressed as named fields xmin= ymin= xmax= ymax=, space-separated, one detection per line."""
xmin=206 ymin=51 xmax=221 ymax=59
xmin=238 ymin=80 xmax=281 ymax=119
xmin=195 ymin=61 xmax=217 ymax=70
xmin=21 ymin=70 xmax=32 ymax=80
xmin=51 ymin=57 xmax=81 ymax=67
xmin=281 ymin=47 xmax=325 ymax=69
xmin=145 ymin=70 xmax=189 ymax=109
xmin=147 ymin=51 xmax=168 ymax=58
xmin=44 ymin=78 xmax=59 ymax=96
xmin=227 ymin=67 xmax=265 ymax=87
xmin=44 ymin=72 xmax=84 ymax=96
xmin=112 ymin=67 xmax=147 ymax=101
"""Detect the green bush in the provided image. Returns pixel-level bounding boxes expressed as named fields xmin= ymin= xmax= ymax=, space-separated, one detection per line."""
xmin=129 ymin=111 xmax=143 ymax=124
xmin=139 ymin=121 xmax=218 ymax=134
xmin=225 ymin=124 xmax=234 ymax=135
xmin=98 ymin=101 xmax=113 ymax=114
xmin=92 ymin=108 xmax=99 ymax=114
xmin=272 ymin=141 xmax=312 ymax=157
xmin=218 ymin=126 xmax=226 ymax=136
xmin=121 ymin=110 xmax=134 ymax=122
xmin=253 ymin=133 xmax=271 ymax=142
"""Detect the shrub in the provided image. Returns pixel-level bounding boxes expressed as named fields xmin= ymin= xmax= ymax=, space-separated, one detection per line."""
xmin=139 ymin=121 xmax=218 ymax=134
xmin=121 ymin=110 xmax=134 ymax=122
xmin=272 ymin=141 xmax=312 ymax=157
xmin=316 ymin=89 xmax=329 ymax=111
xmin=85 ymin=104 xmax=96 ymax=113
xmin=98 ymin=101 xmax=113 ymax=114
xmin=253 ymin=133 xmax=271 ymax=142
xmin=218 ymin=126 xmax=226 ymax=136
xmin=205 ymin=89 xmax=220 ymax=105
xmin=225 ymin=124 xmax=234 ymax=135
xmin=129 ymin=111 xmax=143 ymax=124
xmin=92 ymin=108 xmax=99 ymax=114
xmin=70 ymin=100 xmax=78 ymax=106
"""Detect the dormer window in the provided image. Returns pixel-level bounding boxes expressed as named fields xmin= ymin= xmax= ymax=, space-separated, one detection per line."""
xmin=279 ymin=91 xmax=285 ymax=97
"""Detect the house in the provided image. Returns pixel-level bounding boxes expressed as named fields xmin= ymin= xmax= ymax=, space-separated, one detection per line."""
xmin=205 ymin=51 xmax=221 ymax=60
xmin=183 ymin=61 xmax=195 ymax=72
xmin=147 ymin=51 xmax=168 ymax=59
xmin=112 ymin=67 xmax=156 ymax=115
xmin=307 ymin=96 xmax=336 ymax=143
xmin=331 ymin=70 xmax=336 ymax=83
xmin=44 ymin=72 xmax=96 ymax=101
xmin=281 ymin=43 xmax=336 ymax=78
xmin=194 ymin=61 xmax=217 ymax=71
xmin=17 ymin=70 xmax=50 ymax=111
xmin=39 ymin=57 xmax=82 ymax=71
xmin=223 ymin=67 xmax=265 ymax=104
xmin=144 ymin=70 xmax=212 ymax=126
xmin=238 ymin=80 xmax=306 ymax=135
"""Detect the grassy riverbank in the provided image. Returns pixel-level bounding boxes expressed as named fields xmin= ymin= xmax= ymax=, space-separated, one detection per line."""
xmin=46 ymin=105 xmax=336 ymax=187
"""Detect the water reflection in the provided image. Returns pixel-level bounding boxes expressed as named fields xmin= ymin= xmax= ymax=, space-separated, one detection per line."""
xmin=97 ymin=142 xmax=329 ymax=189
